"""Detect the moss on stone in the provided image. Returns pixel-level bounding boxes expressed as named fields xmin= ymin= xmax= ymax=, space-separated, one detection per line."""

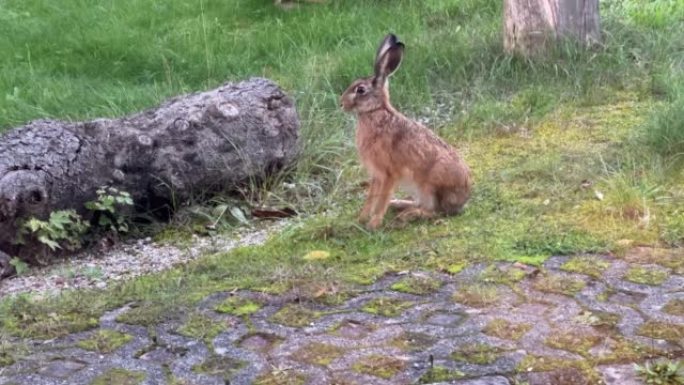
xmin=545 ymin=329 xmax=602 ymax=355
xmin=533 ymin=273 xmax=586 ymax=296
xmin=480 ymin=264 xmax=527 ymax=285
xmin=116 ymin=303 xmax=172 ymax=326
xmin=451 ymin=343 xmax=503 ymax=365
xmin=292 ymin=342 xmax=344 ymax=366
xmin=516 ymin=355 xmax=585 ymax=373
xmin=622 ymin=247 xmax=684 ymax=275
xmin=254 ymin=371 xmax=306 ymax=385
xmin=192 ymin=355 xmax=245 ymax=379
xmin=77 ymin=329 xmax=133 ymax=353
xmin=270 ymin=304 xmax=321 ymax=327
xmin=560 ymin=256 xmax=610 ymax=278
xmin=446 ymin=262 xmax=467 ymax=274
xmin=214 ymin=296 xmax=261 ymax=316
xmin=636 ymin=320 xmax=684 ymax=341
xmin=663 ymin=298 xmax=684 ymax=316
xmin=352 ymin=355 xmax=405 ymax=379
xmin=453 ymin=284 xmax=499 ymax=307
xmin=0 ymin=351 xmax=14 ymax=367
xmin=390 ymin=275 xmax=443 ymax=295
xmin=418 ymin=366 xmax=465 ymax=383
xmin=328 ymin=319 xmax=374 ymax=339
xmin=361 ymin=297 xmax=412 ymax=317
xmin=238 ymin=332 xmax=283 ymax=353
xmin=2 ymin=295 xmax=99 ymax=340
xmin=90 ymin=368 xmax=145 ymax=385
xmin=177 ymin=313 xmax=226 ymax=344
xmin=595 ymin=288 xmax=615 ymax=302
xmin=483 ymin=318 xmax=532 ymax=340
xmin=624 ymin=266 xmax=669 ymax=286
xmin=391 ymin=332 xmax=437 ymax=352
xmin=594 ymin=337 xmax=654 ymax=364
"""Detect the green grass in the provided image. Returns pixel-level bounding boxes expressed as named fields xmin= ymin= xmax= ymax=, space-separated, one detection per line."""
xmin=0 ymin=0 xmax=683 ymax=345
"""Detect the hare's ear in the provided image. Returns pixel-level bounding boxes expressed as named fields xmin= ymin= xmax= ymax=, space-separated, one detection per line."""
xmin=375 ymin=34 xmax=398 ymax=65
xmin=373 ymin=39 xmax=404 ymax=86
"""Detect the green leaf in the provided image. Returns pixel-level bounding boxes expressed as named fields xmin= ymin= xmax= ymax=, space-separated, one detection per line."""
xmin=37 ymin=235 xmax=60 ymax=250
xmin=230 ymin=206 xmax=248 ymax=224
xmin=9 ymin=257 xmax=29 ymax=276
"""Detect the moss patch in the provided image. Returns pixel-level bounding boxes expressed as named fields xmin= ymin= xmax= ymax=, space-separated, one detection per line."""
xmin=192 ymin=355 xmax=245 ymax=379
xmin=453 ymin=284 xmax=499 ymax=307
xmin=77 ymin=329 xmax=133 ymax=353
xmin=573 ymin=310 xmax=621 ymax=331
xmin=390 ymin=275 xmax=443 ymax=295
xmin=594 ymin=337 xmax=655 ymax=364
xmin=545 ymin=329 xmax=603 ymax=355
xmin=177 ymin=313 xmax=226 ymax=344
xmin=329 ymin=319 xmax=375 ymax=339
xmin=663 ymin=298 xmax=684 ymax=316
xmin=624 ymin=266 xmax=669 ymax=286
xmin=623 ymin=247 xmax=684 ymax=275
xmin=116 ymin=303 xmax=173 ymax=326
xmin=391 ymin=332 xmax=437 ymax=352
xmin=291 ymin=342 xmax=344 ymax=366
xmin=0 ymin=351 xmax=14 ymax=367
xmin=560 ymin=257 xmax=610 ymax=278
xmin=636 ymin=320 xmax=684 ymax=341
xmin=361 ymin=297 xmax=412 ymax=317
xmin=483 ymin=318 xmax=532 ymax=340
xmin=480 ymin=264 xmax=527 ymax=285
xmin=596 ymin=288 xmax=615 ymax=302
xmin=253 ymin=371 xmax=306 ymax=385
xmin=91 ymin=368 xmax=145 ymax=385
xmin=445 ymin=262 xmax=468 ymax=275
xmin=418 ymin=366 xmax=465 ymax=383
xmin=352 ymin=355 xmax=405 ymax=379
xmin=533 ymin=273 xmax=586 ymax=296
xmin=270 ymin=304 xmax=321 ymax=327
xmin=239 ymin=332 xmax=283 ymax=353
xmin=341 ymin=265 xmax=387 ymax=286
xmin=1 ymin=296 xmax=99 ymax=340
xmin=214 ymin=297 xmax=261 ymax=316
xmin=451 ymin=343 xmax=504 ymax=365
xmin=516 ymin=355 xmax=586 ymax=373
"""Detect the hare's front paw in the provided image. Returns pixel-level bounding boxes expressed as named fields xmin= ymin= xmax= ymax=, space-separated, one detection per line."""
xmin=366 ymin=216 xmax=383 ymax=230
xmin=358 ymin=207 xmax=371 ymax=224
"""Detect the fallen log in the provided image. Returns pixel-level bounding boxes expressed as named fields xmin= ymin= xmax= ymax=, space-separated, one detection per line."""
xmin=0 ymin=77 xmax=300 ymax=269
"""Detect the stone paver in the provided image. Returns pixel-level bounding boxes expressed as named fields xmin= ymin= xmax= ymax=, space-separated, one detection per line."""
xmin=1 ymin=251 xmax=683 ymax=385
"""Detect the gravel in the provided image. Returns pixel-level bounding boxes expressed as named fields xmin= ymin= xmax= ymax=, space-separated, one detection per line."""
xmin=0 ymin=220 xmax=290 ymax=298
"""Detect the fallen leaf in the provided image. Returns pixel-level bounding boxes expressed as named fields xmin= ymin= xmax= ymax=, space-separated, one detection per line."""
xmin=594 ymin=190 xmax=604 ymax=201
xmin=303 ymin=250 xmax=330 ymax=261
xmin=230 ymin=206 xmax=249 ymax=224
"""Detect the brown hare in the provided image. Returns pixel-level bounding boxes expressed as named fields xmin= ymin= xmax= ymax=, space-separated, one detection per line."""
xmin=340 ymin=33 xmax=472 ymax=230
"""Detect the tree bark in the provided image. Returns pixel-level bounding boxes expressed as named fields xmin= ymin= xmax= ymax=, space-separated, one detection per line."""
xmin=0 ymin=77 xmax=300 ymax=265
xmin=503 ymin=0 xmax=601 ymax=57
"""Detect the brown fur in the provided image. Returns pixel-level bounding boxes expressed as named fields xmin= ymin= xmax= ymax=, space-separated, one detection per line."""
xmin=340 ymin=34 xmax=472 ymax=230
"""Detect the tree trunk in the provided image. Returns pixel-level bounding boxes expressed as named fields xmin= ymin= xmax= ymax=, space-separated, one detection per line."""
xmin=503 ymin=0 xmax=601 ymax=57
xmin=0 ymin=77 xmax=300 ymax=266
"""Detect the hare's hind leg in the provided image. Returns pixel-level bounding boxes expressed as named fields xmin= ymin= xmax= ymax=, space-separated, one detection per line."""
xmin=389 ymin=199 xmax=416 ymax=212
xmin=396 ymin=206 xmax=435 ymax=223
xmin=396 ymin=186 xmax=437 ymax=223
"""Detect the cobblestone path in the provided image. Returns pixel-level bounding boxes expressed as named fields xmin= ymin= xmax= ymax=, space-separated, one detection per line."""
xmin=1 ymin=249 xmax=682 ymax=385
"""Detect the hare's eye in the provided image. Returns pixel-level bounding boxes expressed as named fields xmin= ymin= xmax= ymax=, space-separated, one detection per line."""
xmin=355 ymin=85 xmax=366 ymax=95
